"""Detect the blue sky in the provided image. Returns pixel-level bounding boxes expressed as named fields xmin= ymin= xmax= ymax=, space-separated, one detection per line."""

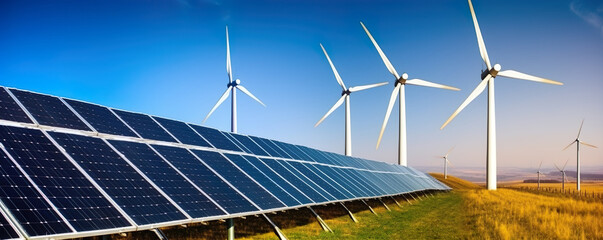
xmin=1 ymin=0 xmax=601 ymax=172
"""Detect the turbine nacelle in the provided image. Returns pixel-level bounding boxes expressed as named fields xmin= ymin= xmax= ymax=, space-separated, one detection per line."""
xmin=341 ymin=89 xmax=351 ymax=96
xmin=228 ymin=79 xmax=241 ymax=87
xmin=481 ymin=64 xmax=501 ymax=80
xmin=398 ymin=73 xmax=409 ymax=84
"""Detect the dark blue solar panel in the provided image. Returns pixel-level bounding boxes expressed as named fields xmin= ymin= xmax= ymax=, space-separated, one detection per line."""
xmin=112 ymin=109 xmax=177 ymax=143
xmin=108 ymin=140 xmax=226 ymax=218
xmin=153 ymin=117 xmax=212 ymax=147
xmin=272 ymin=141 xmax=305 ymax=160
xmin=151 ymin=145 xmax=257 ymax=214
xmin=0 ymin=147 xmax=73 ymax=237
xmin=240 ymin=156 xmax=313 ymax=205
xmin=341 ymin=169 xmax=383 ymax=196
xmin=0 ymin=213 xmax=19 ymax=239
xmin=49 ymin=132 xmax=186 ymax=225
xmin=10 ymin=89 xmax=90 ymax=131
xmin=228 ymin=133 xmax=269 ymax=156
xmin=308 ymin=164 xmax=360 ymax=198
xmin=221 ymin=132 xmax=250 ymax=152
xmin=282 ymin=161 xmax=343 ymax=200
xmin=319 ymin=166 xmax=368 ymax=197
xmin=64 ymin=99 xmax=138 ymax=137
xmin=258 ymin=158 xmax=328 ymax=203
xmin=263 ymin=139 xmax=292 ymax=159
xmin=191 ymin=150 xmax=284 ymax=210
xmin=188 ymin=124 xmax=242 ymax=152
xmin=297 ymin=146 xmax=336 ymax=165
xmin=0 ymin=126 xmax=131 ymax=231
xmin=225 ymin=154 xmax=300 ymax=206
xmin=0 ymin=87 xmax=32 ymax=123
xmin=246 ymin=136 xmax=279 ymax=157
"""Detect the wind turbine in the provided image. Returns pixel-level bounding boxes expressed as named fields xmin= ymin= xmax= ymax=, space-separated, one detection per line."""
xmin=536 ymin=160 xmax=543 ymax=190
xmin=438 ymin=147 xmax=455 ymax=179
xmin=315 ymin=44 xmax=388 ymax=156
xmin=554 ymin=159 xmax=569 ymax=192
xmin=562 ymin=120 xmax=598 ymax=191
xmin=360 ymin=21 xmax=460 ymax=166
xmin=440 ymin=0 xmax=563 ymax=190
xmin=204 ymin=26 xmax=265 ymax=133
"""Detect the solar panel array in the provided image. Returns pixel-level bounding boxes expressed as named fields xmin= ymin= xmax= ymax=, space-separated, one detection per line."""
xmin=0 ymin=86 xmax=449 ymax=240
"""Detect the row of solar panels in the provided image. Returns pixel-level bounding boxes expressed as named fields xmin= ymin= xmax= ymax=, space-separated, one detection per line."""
xmin=0 ymin=86 xmax=449 ymax=240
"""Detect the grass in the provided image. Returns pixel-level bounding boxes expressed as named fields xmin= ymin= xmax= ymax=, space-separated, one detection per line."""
xmin=503 ymin=181 xmax=603 ymax=193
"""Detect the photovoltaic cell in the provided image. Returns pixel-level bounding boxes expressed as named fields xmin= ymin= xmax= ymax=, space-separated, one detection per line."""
xmin=9 ymin=89 xmax=90 ymax=131
xmin=151 ymin=145 xmax=257 ymax=214
xmin=224 ymin=154 xmax=300 ymax=206
xmin=152 ymin=117 xmax=211 ymax=147
xmin=0 ymin=126 xmax=131 ymax=232
xmin=0 ymin=87 xmax=32 ymax=123
xmin=112 ymin=109 xmax=177 ymax=143
xmin=49 ymin=132 xmax=186 ymax=225
xmin=191 ymin=150 xmax=285 ymax=210
xmin=281 ymin=161 xmax=341 ymax=200
xmin=240 ymin=156 xmax=313 ymax=205
xmin=188 ymin=124 xmax=242 ymax=152
xmin=0 ymin=213 xmax=19 ymax=239
xmin=247 ymin=136 xmax=280 ymax=157
xmin=0 ymin=147 xmax=72 ymax=236
xmin=259 ymin=158 xmax=328 ymax=203
xmin=64 ymin=99 xmax=138 ymax=137
xmin=227 ymin=134 xmax=269 ymax=156
xmin=108 ymin=140 xmax=225 ymax=218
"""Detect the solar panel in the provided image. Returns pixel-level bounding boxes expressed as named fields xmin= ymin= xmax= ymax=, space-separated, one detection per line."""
xmin=63 ymin=99 xmax=138 ymax=137
xmin=224 ymin=154 xmax=300 ymax=207
xmin=258 ymin=158 xmax=329 ymax=203
xmin=112 ymin=109 xmax=178 ymax=143
xmin=151 ymin=145 xmax=258 ymax=214
xmin=0 ymin=212 xmax=20 ymax=240
xmin=49 ymin=132 xmax=186 ymax=225
xmin=279 ymin=161 xmax=339 ymax=200
xmin=9 ymin=89 xmax=91 ymax=131
xmin=0 ymin=126 xmax=131 ymax=232
xmin=152 ymin=116 xmax=212 ymax=147
xmin=227 ymin=133 xmax=269 ymax=156
xmin=191 ymin=150 xmax=285 ymax=210
xmin=188 ymin=124 xmax=242 ymax=152
xmin=108 ymin=140 xmax=226 ymax=218
xmin=0 ymin=87 xmax=33 ymax=123
xmin=0 ymin=146 xmax=73 ymax=237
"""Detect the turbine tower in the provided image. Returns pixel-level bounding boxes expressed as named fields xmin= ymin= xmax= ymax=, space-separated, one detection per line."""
xmin=440 ymin=0 xmax=563 ymax=190
xmin=204 ymin=26 xmax=265 ymax=133
xmin=360 ymin=21 xmax=460 ymax=166
xmin=554 ymin=159 xmax=569 ymax=192
xmin=562 ymin=120 xmax=598 ymax=191
xmin=315 ymin=44 xmax=388 ymax=156
xmin=438 ymin=147 xmax=454 ymax=179
xmin=536 ymin=160 xmax=543 ymax=190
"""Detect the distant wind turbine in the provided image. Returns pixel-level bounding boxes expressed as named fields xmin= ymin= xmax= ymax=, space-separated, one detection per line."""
xmin=315 ymin=44 xmax=388 ymax=156
xmin=440 ymin=0 xmax=563 ymax=190
xmin=438 ymin=147 xmax=455 ymax=179
xmin=360 ymin=21 xmax=460 ymax=166
xmin=554 ymin=159 xmax=570 ymax=192
xmin=562 ymin=120 xmax=598 ymax=191
xmin=204 ymin=26 xmax=265 ymax=133
xmin=536 ymin=160 xmax=543 ymax=190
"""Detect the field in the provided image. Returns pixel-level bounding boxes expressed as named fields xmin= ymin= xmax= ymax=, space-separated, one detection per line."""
xmin=502 ymin=181 xmax=603 ymax=193
xmin=118 ymin=174 xmax=603 ymax=240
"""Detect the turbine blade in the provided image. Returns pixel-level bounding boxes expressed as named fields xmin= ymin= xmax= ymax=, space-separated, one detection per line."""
xmin=446 ymin=159 xmax=453 ymax=167
xmin=236 ymin=85 xmax=266 ymax=107
xmin=376 ymin=84 xmax=400 ymax=149
xmin=538 ymin=160 xmax=543 ymax=171
xmin=468 ymin=0 xmax=491 ymax=69
xmin=440 ymin=76 xmax=491 ymax=129
xmin=226 ymin=26 xmax=232 ymax=83
xmin=562 ymin=158 xmax=569 ymax=171
xmin=497 ymin=70 xmax=563 ymax=85
xmin=577 ymin=119 xmax=584 ymax=139
xmin=580 ymin=141 xmax=598 ymax=148
xmin=404 ymin=79 xmax=460 ymax=91
xmin=360 ymin=21 xmax=400 ymax=79
xmin=445 ymin=146 xmax=455 ymax=157
xmin=554 ymin=162 xmax=561 ymax=172
xmin=315 ymin=94 xmax=346 ymax=127
xmin=562 ymin=140 xmax=576 ymax=151
xmin=204 ymin=86 xmax=232 ymax=123
xmin=348 ymin=82 xmax=388 ymax=92
xmin=320 ymin=44 xmax=346 ymax=90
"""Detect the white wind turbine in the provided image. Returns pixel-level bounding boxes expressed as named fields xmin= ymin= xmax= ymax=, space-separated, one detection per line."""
xmin=438 ymin=147 xmax=455 ymax=179
xmin=554 ymin=159 xmax=569 ymax=192
xmin=440 ymin=0 xmax=563 ymax=190
xmin=360 ymin=21 xmax=460 ymax=166
xmin=562 ymin=120 xmax=598 ymax=191
xmin=204 ymin=26 xmax=265 ymax=133
xmin=315 ymin=44 xmax=388 ymax=156
xmin=536 ymin=160 xmax=543 ymax=190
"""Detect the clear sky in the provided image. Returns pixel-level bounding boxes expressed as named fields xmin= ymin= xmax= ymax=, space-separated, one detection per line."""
xmin=1 ymin=0 xmax=601 ymax=172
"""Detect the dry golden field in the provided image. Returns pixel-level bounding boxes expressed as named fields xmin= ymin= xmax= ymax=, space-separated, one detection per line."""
xmin=502 ymin=181 xmax=603 ymax=194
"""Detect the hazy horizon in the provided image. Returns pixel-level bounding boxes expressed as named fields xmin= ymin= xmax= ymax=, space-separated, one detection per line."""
xmin=1 ymin=0 xmax=601 ymax=171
